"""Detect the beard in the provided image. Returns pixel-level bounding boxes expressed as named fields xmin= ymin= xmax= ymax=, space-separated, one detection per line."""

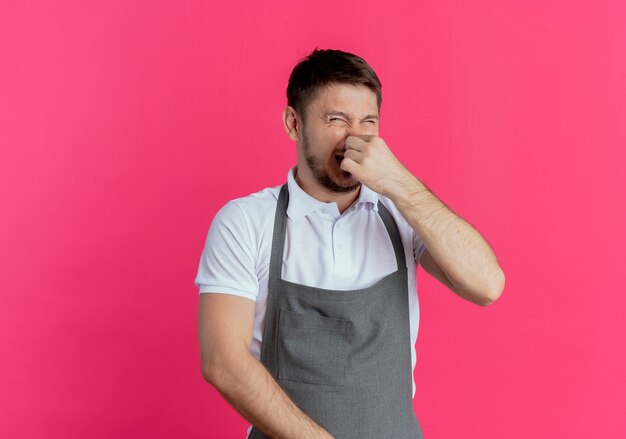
xmin=301 ymin=127 xmax=361 ymax=194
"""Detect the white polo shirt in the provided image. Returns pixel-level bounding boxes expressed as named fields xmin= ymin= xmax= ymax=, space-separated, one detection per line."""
xmin=194 ymin=166 xmax=427 ymax=402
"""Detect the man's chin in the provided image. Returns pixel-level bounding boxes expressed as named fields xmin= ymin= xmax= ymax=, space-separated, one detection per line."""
xmin=335 ymin=169 xmax=360 ymax=187
xmin=329 ymin=175 xmax=360 ymax=193
xmin=310 ymin=164 xmax=360 ymax=193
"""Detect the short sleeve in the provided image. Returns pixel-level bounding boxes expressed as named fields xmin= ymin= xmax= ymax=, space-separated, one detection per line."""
xmin=194 ymin=201 xmax=259 ymax=302
xmin=413 ymin=229 xmax=427 ymax=265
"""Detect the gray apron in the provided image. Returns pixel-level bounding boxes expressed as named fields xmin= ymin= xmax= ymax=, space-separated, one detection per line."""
xmin=249 ymin=184 xmax=424 ymax=439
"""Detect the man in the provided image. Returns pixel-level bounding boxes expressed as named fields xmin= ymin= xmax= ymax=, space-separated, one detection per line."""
xmin=196 ymin=48 xmax=505 ymax=439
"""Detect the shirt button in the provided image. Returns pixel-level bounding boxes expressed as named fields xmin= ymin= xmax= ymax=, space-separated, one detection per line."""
xmin=337 ymin=244 xmax=343 ymax=250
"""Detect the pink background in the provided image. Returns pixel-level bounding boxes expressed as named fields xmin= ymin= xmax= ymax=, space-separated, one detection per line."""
xmin=1 ymin=0 xmax=625 ymax=437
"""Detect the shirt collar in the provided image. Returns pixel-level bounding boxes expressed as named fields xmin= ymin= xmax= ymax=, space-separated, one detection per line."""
xmin=285 ymin=166 xmax=379 ymax=221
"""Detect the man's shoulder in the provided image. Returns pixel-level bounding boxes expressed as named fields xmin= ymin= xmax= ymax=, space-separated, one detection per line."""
xmin=376 ymin=194 xmax=404 ymax=222
xmin=214 ymin=182 xmax=283 ymax=230
xmin=375 ymin=194 xmax=417 ymax=237
xmin=229 ymin=182 xmax=282 ymax=211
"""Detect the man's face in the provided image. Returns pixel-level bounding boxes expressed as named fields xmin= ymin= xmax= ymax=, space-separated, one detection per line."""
xmin=297 ymin=83 xmax=380 ymax=193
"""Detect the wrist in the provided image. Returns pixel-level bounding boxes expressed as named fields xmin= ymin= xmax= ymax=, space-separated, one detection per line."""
xmin=385 ymin=171 xmax=421 ymax=204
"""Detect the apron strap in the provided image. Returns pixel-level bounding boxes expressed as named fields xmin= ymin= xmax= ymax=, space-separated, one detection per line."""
xmin=268 ymin=184 xmax=289 ymax=281
xmin=376 ymin=199 xmax=407 ymax=271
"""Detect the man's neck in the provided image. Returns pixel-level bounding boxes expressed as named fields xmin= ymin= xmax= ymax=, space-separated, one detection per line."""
xmin=294 ymin=166 xmax=360 ymax=215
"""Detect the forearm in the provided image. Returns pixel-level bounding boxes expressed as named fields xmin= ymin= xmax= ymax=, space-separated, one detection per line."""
xmin=340 ymin=135 xmax=504 ymax=302
xmin=387 ymin=173 xmax=505 ymax=302
xmin=205 ymin=352 xmax=334 ymax=439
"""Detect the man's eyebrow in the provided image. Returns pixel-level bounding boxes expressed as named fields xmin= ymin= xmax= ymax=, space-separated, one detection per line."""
xmin=323 ymin=111 xmax=379 ymax=121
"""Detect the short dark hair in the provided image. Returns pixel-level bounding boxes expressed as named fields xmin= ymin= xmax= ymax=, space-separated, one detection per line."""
xmin=286 ymin=48 xmax=382 ymax=122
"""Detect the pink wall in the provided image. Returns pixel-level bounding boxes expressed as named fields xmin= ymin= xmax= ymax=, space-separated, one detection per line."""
xmin=1 ymin=0 xmax=625 ymax=437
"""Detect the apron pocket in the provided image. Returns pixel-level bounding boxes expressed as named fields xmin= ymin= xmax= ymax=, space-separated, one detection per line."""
xmin=276 ymin=308 xmax=352 ymax=386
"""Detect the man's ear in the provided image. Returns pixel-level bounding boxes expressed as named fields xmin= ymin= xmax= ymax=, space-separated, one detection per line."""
xmin=282 ymin=106 xmax=300 ymax=142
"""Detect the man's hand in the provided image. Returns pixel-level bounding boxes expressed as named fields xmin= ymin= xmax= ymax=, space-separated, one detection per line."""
xmin=340 ymin=135 xmax=416 ymax=198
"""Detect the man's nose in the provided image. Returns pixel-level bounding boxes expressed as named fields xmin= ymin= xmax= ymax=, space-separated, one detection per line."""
xmin=346 ymin=123 xmax=374 ymax=140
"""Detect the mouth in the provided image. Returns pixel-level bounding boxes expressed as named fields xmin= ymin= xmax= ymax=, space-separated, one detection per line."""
xmin=334 ymin=153 xmax=344 ymax=166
